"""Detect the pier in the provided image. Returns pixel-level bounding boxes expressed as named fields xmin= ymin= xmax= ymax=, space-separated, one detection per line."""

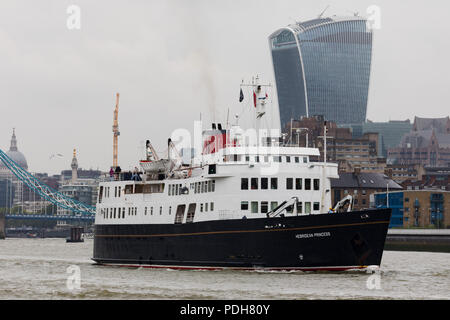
xmin=385 ymin=229 xmax=450 ymax=253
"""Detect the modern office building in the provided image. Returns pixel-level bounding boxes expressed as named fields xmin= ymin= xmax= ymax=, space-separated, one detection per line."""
xmin=269 ymin=16 xmax=373 ymax=128
xmin=373 ymin=190 xmax=450 ymax=228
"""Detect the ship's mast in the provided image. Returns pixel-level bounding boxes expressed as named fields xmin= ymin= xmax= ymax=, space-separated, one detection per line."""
xmin=240 ymin=76 xmax=271 ymax=141
xmin=112 ymin=93 xmax=120 ymax=169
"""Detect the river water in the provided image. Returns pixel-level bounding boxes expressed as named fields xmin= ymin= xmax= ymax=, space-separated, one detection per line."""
xmin=0 ymin=238 xmax=448 ymax=300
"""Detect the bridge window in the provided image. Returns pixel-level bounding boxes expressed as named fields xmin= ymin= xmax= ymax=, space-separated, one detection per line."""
xmin=241 ymin=178 xmax=248 ymax=190
xmin=313 ymin=202 xmax=320 ymax=211
xmin=241 ymin=201 xmax=249 ymax=210
xmin=271 ymin=178 xmax=278 ymax=190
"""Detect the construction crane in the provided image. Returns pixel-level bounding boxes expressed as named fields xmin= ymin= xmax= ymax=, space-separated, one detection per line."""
xmin=112 ymin=93 xmax=120 ymax=169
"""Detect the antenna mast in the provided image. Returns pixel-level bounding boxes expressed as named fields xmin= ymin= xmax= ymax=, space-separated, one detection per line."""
xmin=112 ymin=93 xmax=120 ymax=169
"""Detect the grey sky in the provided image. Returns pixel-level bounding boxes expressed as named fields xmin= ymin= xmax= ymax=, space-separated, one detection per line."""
xmin=1 ymin=0 xmax=449 ymax=175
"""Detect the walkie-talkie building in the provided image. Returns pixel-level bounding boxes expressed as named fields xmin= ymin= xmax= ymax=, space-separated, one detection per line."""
xmin=269 ymin=16 xmax=373 ymax=128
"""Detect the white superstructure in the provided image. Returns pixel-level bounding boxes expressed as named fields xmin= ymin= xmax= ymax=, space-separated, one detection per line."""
xmin=95 ymin=78 xmax=339 ymax=226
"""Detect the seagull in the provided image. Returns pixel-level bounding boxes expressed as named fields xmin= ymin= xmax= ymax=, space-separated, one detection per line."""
xmin=49 ymin=154 xmax=63 ymax=159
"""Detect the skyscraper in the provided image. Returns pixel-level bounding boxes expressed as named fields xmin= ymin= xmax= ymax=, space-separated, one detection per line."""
xmin=269 ymin=16 xmax=373 ymax=128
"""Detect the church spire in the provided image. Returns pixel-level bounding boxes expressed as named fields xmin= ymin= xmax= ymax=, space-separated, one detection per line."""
xmin=10 ymin=128 xmax=18 ymax=152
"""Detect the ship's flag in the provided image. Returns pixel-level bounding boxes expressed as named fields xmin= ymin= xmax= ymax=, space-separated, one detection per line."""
xmin=239 ymin=88 xmax=244 ymax=102
xmin=253 ymin=91 xmax=257 ymax=108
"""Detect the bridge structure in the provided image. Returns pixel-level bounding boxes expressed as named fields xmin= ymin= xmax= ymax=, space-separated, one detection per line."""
xmin=0 ymin=149 xmax=96 ymax=223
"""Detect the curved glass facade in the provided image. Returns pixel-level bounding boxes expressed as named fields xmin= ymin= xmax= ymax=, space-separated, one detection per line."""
xmin=269 ymin=17 xmax=373 ymax=128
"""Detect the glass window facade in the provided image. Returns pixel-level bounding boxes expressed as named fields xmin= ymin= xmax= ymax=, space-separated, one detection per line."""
xmin=269 ymin=17 xmax=373 ymax=128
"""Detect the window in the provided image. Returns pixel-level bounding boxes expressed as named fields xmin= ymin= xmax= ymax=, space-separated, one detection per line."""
xmin=241 ymin=201 xmax=249 ymax=210
xmin=286 ymin=178 xmax=293 ymax=190
xmin=261 ymin=177 xmax=268 ymax=190
xmin=261 ymin=201 xmax=269 ymax=214
xmin=205 ymin=203 xmax=208 ymax=212
xmin=251 ymin=178 xmax=258 ymax=190
xmin=200 ymin=203 xmax=203 ymax=212
xmin=271 ymin=202 xmax=278 ymax=211
xmin=305 ymin=179 xmax=311 ymax=190
xmin=273 ymin=156 xmax=281 ymax=162
xmin=295 ymin=178 xmax=302 ymax=190
xmin=159 ymin=206 xmax=162 ymax=215
xmin=286 ymin=156 xmax=291 ymax=163
xmin=305 ymin=202 xmax=311 ymax=214
xmin=211 ymin=180 xmax=215 ymax=192
xmin=295 ymin=157 xmax=299 ymax=163
xmin=313 ymin=202 xmax=320 ymax=211
xmin=251 ymin=201 xmax=258 ymax=213
xmin=118 ymin=186 xmax=121 ymax=197
xmin=271 ymin=178 xmax=278 ymax=190
xmin=241 ymin=178 xmax=249 ymax=190
xmin=169 ymin=206 xmax=172 ymax=215
xmin=114 ymin=208 xmax=116 ymax=219
xmin=296 ymin=202 xmax=303 ymax=214
xmin=303 ymin=157 xmax=308 ymax=163
xmin=210 ymin=202 xmax=214 ymax=211
xmin=313 ymin=179 xmax=320 ymax=191
xmin=255 ymin=156 xmax=259 ymax=163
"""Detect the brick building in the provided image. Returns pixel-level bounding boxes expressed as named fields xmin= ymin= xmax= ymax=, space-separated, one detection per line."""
xmin=373 ymin=190 xmax=450 ymax=228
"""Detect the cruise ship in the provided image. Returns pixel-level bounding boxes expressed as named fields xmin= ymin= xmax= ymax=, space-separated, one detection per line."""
xmin=92 ymin=78 xmax=391 ymax=271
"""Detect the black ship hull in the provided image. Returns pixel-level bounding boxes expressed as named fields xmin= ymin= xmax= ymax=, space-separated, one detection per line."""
xmin=92 ymin=209 xmax=391 ymax=271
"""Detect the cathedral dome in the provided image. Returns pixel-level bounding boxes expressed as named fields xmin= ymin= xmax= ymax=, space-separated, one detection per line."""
xmin=0 ymin=129 xmax=28 ymax=170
